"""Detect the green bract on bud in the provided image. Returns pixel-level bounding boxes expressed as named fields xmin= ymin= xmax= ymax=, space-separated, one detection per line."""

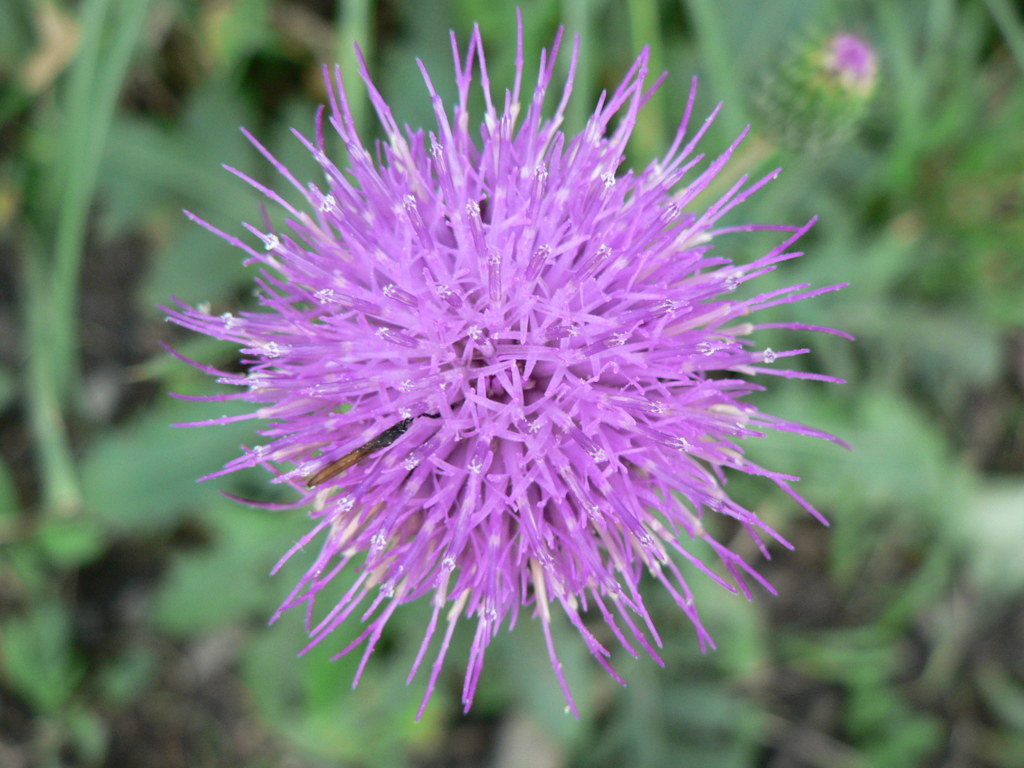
xmin=756 ymin=31 xmax=878 ymax=152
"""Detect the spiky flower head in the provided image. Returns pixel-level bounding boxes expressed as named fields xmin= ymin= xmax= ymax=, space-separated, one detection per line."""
xmin=756 ymin=29 xmax=878 ymax=151
xmin=166 ymin=18 xmax=848 ymax=717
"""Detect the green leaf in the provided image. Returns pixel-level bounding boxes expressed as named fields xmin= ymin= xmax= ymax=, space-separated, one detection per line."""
xmin=590 ymin=657 xmax=761 ymax=768
xmin=65 ymin=704 xmax=109 ymax=766
xmin=979 ymin=661 xmax=1024 ymax=733
xmin=489 ymin=611 xmax=596 ymax=742
xmin=203 ymin=0 xmax=273 ymax=71
xmin=850 ymin=303 xmax=1002 ymax=395
xmin=0 ymin=456 xmax=17 ymax=524
xmin=750 ymin=386 xmax=970 ymax=573
xmin=81 ymin=393 xmax=260 ymax=533
xmin=145 ymin=222 xmax=253 ymax=309
xmin=153 ymin=502 xmax=308 ymax=635
xmin=965 ymin=481 xmax=1024 ymax=597
xmin=36 ymin=516 xmax=105 ymax=569
xmin=96 ymin=645 xmax=157 ymax=706
xmin=0 ymin=364 xmax=14 ymax=411
xmin=242 ymin=617 xmax=445 ymax=766
xmin=782 ymin=627 xmax=943 ymax=768
xmin=0 ymin=599 xmax=80 ymax=713
xmin=100 ymin=78 xmax=260 ymax=306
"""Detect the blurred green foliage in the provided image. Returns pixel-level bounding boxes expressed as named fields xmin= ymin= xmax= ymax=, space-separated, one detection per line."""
xmin=1 ymin=0 xmax=1023 ymax=767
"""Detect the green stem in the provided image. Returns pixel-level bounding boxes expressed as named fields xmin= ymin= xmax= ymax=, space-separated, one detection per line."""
xmin=682 ymin=0 xmax=747 ymax=137
xmin=22 ymin=256 xmax=81 ymax=515
xmin=51 ymin=0 xmax=152 ymax=392
xmin=983 ymin=0 xmax=1024 ymax=76
xmin=26 ymin=0 xmax=152 ymax=514
xmin=563 ymin=0 xmax=597 ymax=135
xmin=335 ymin=0 xmax=372 ymax=137
xmin=626 ymin=0 xmax=665 ymax=164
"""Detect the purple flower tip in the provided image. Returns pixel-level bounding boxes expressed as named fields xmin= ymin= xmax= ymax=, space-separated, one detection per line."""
xmin=826 ymin=33 xmax=878 ymax=94
xmin=166 ymin=17 xmax=847 ymax=717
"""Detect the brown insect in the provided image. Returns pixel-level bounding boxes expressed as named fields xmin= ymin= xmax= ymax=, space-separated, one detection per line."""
xmin=305 ymin=413 xmax=440 ymax=488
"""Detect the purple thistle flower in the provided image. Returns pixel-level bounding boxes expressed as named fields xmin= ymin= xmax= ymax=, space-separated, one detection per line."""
xmin=165 ymin=17 xmax=849 ymax=717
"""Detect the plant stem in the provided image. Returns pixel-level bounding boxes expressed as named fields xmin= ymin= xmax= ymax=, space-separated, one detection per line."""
xmin=335 ymin=0 xmax=373 ymax=137
xmin=25 ymin=0 xmax=152 ymax=514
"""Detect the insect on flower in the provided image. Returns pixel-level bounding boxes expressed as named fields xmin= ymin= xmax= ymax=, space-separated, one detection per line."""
xmin=165 ymin=11 xmax=849 ymax=719
xmin=305 ymin=413 xmax=442 ymax=488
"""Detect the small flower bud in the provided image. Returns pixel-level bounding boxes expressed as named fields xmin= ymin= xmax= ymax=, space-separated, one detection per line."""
xmin=757 ymin=31 xmax=878 ymax=152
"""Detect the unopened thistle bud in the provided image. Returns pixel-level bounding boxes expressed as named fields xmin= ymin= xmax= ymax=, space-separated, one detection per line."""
xmin=757 ymin=31 xmax=878 ymax=152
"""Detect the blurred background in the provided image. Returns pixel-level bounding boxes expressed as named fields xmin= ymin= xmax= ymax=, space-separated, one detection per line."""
xmin=1 ymin=0 xmax=1023 ymax=766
